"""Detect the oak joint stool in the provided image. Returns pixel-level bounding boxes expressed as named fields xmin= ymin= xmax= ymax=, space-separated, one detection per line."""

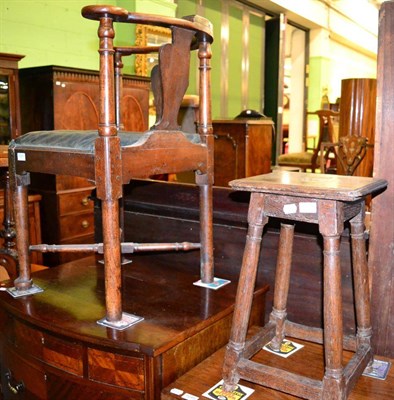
xmin=222 ymin=171 xmax=387 ymax=400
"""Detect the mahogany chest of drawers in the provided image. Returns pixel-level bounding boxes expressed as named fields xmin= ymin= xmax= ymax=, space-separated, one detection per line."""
xmin=0 ymin=257 xmax=268 ymax=399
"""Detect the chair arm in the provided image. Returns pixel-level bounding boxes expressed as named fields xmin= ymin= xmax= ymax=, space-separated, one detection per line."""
xmin=320 ymin=141 xmax=339 ymax=172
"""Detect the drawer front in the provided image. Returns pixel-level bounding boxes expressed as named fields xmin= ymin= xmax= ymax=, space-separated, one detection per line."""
xmin=59 ymin=213 xmax=94 ymax=240
xmin=13 ymin=320 xmax=83 ymax=376
xmin=2 ymin=344 xmax=46 ymax=399
xmin=46 ymin=372 xmax=144 ymax=400
xmin=58 ymin=190 xmax=94 ymax=215
xmin=42 ymin=333 xmax=83 ymax=376
xmin=13 ymin=319 xmax=43 ymax=361
xmin=88 ymin=348 xmax=145 ymax=391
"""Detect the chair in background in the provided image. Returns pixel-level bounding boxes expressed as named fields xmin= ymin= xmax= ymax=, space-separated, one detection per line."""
xmin=320 ymin=135 xmax=373 ymax=176
xmin=278 ymin=109 xmax=339 ymax=172
xmin=8 ymin=5 xmax=216 ymax=329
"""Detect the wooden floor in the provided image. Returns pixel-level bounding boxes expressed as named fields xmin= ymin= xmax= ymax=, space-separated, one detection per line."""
xmin=162 ymin=329 xmax=393 ymax=399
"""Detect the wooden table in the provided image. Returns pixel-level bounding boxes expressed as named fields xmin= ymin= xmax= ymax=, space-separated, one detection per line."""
xmin=221 ymin=171 xmax=387 ymax=399
xmin=0 ymin=255 xmax=268 ymax=399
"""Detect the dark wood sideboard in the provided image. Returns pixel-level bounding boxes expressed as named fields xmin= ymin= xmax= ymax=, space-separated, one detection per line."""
xmin=18 ymin=66 xmax=150 ymax=266
xmin=212 ymin=119 xmax=273 ymax=186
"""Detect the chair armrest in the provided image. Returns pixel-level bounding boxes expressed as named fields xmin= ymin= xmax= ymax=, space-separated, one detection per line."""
xmin=320 ymin=141 xmax=339 ymax=172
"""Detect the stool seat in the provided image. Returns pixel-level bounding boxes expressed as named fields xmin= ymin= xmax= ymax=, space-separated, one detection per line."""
xmin=230 ymin=171 xmax=387 ymax=201
xmin=222 ymin=171 xmax=387 ymax=400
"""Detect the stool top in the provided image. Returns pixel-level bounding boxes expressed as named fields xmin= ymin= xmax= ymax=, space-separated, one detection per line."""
xmin=230 ymin=171 xmax=388 ymax=201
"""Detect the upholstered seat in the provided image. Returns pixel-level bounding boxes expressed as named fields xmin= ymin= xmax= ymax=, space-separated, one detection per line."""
xmin=12 ymin=130 xmax=201 ymax=152
xmin=277 ymin=151 xmax=321 ymax=169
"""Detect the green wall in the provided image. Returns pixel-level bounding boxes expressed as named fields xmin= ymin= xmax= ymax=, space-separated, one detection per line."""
xmin=176 ymin=0 xmax=265 ymax=119
xmin=0 ymin=0 xmax=175 ymax=71
xmin=0 ymin=1 xmax=105 ymax=70
xmin=1 ymin=0 xmax=265 ymax=121
xmin=308 ymin=55 xmax=331 ymax=112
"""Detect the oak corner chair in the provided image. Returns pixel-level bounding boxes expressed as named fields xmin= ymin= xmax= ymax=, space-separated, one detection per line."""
xmin=8 ymin=5 xmax=216 ymax=329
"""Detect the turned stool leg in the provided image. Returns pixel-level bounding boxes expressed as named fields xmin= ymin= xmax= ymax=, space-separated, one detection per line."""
xmin=13 ymin=172 xmax=32 ymax=291
xmin=350 ymin=206 xmax=372 ymax=349
xmin=319 ymin=200 xmax=345 ymax=399
xmin=222 ymin=193 xmax=268 ymax=392
xmin=322 ymin=234 xmax=346 ymax=399
xmin=269 ymin=223 xmax=294 ymax=350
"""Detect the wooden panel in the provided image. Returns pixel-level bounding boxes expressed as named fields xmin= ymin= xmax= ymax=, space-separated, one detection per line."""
xmin=161 ymin=287 xmax=266 ymax=388
xmin=247 ymin=123 xmax=272 ymax=176
xmin=88 ymin=348 xmax=145 ymax=390
xmin=212 ymin=120 xmax=273 ymax=187
xmin=339 ymin=78 xmax=376 ymax=177
xmin=368 ymin=1 xmax=394 ymax=358
xmin=59 ymin=213 xmax=94 ymax=241
xmin=13 ymin=317 xmax=43 ymax=360
xmin=122 ymin=94 xmax=146 ymax=132
xmin=213 ymin=132 xmax=240 ymax=185
xmin=56 ymin=89 xmax=98 ymax=130
xmin=2 ymin=344 xmax=47 ymax=399
xmin=43 ymin=333 xmax=83 ymax=376
xmin=122 ymin=78 xmax=150 ymax=132
xmin=56 ymin=176 xmax=94 ymax=191
xmin=46 ymin=372 xmax=138 ymax=400
xmin=58 ymin=190 xmax=94 ymax=215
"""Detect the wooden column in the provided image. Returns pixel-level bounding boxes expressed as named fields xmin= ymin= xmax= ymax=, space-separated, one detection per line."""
xmin=368 ymin=1 xmax=394 ymax=358
xmin=339 ymin=78 xmax=376 ymax=177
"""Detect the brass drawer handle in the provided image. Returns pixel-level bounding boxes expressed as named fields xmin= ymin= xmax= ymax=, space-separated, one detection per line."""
xmin=81 ymin=197 xmax=89 ymax=206
xmin=81 ymin=220 xmax=89 ymax=229
xmin=5 ymin=370 xmax=25 ymax=394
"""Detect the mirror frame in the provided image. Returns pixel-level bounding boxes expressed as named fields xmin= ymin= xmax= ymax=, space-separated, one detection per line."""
xmin=135 ymin=24 xmax=171 ymax=76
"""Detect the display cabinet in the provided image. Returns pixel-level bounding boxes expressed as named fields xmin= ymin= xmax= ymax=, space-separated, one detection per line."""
xmin=0 ymin=53 xmax=23 ymax=144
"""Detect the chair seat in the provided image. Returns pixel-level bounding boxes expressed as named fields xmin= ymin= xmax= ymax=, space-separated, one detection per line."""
xmin=277 ymin=151 xmax=313 ymax=166
xmin=12 ymin=130 xmax=201 ymax=153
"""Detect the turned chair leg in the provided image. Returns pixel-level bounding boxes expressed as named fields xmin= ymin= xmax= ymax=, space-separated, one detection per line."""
xmin=101 ymin=198 xmax=123 ymax=323
xmin=269 ymin=223 xmax=294 ymax=351
xmin=13 ymin=172 xmax=32 ymax=291
xmin=198 ymin=177 xmax=214 ymax=284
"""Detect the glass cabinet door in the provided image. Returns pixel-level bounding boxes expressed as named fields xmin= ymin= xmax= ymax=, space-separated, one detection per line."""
xmin=0 ymin=73 xmax=11 ymax=144
xmin=0 ymin=53 xmax=24 ymax=144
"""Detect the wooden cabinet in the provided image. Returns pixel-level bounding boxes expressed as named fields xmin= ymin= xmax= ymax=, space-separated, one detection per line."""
xmin=19 ymin=66 xmax=150 ymax=265
xmin=0 ymin=54 xmax=43 ymax=277
xmin=0 ymin=53 xmax=23 ymax=144
xmin=0 ymin=257 xmax=268 ymax=399
xmin=212 ymin=119 xmax=273 ymax=187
